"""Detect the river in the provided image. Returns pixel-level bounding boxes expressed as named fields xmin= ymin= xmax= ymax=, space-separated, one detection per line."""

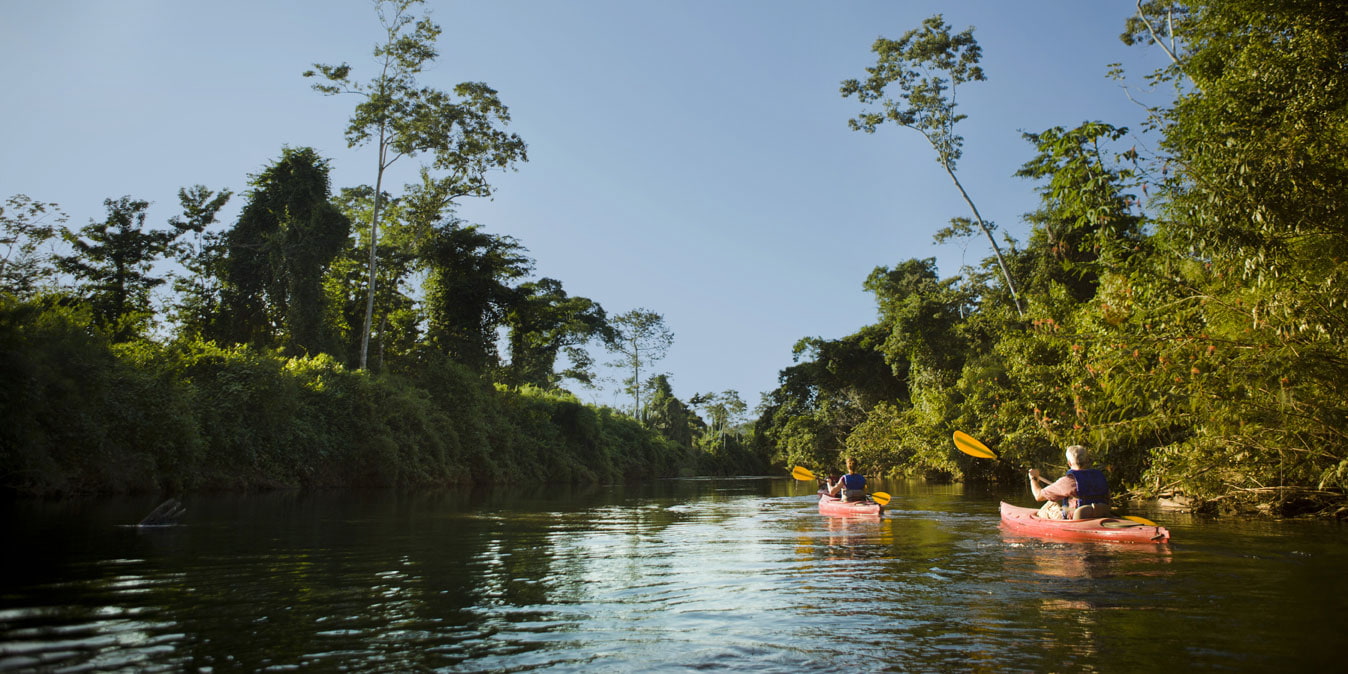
xmin=2 ymin=477 xmax=1343 ymax=671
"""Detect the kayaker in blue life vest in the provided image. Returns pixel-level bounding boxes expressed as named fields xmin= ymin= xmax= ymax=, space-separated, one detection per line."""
xmin=827 ymin=458 xmax=867 ymax=502
xmin=1027 ymin=445 xmax=1111 ymax=520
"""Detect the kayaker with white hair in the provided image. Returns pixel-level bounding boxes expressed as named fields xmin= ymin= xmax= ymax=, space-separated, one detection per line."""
xmin=1027 ymin=445 xmax=1111 ymax=520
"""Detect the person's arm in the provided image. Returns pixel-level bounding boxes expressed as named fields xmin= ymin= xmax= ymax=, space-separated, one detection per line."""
xmin=1028 ymin=469 xmax=1046 ymax=501
xmin=1033 ymin=475 xmax=1075 ymax=503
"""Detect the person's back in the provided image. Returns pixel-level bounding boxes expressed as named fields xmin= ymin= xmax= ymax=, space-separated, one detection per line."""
xmin=830 ymin=458 xmax=867 ymax=502
xmin=1029 ymin=445 xmax=1111 ymax=519
xmin=1066 ymin=467 xmax=1109 ymax=519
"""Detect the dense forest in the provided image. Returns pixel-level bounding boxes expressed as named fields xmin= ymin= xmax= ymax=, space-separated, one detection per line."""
xmin=0 ymin=0 xmax=764 ymax=497
xmin=3 ymin=1 xmax=1345 ymax=516
xmin=756 ymin=1 xmax=1348 ymax=517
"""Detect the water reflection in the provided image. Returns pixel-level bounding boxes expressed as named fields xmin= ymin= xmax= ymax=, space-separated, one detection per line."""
xmin=2 ymin=479 xmax=1344 ymax=671
xmin=1003 ymin=537 xmax=1176 ymax=580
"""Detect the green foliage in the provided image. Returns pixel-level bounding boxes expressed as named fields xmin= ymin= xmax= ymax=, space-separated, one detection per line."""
xmin=56 ymin=196 xmax=174 ymax=339
xmin=606 ymin=309 xmax=674 ymax=416
xmin=328 ymin=185 xmax=422 ymax=371
xmin=841 ymin=14 xmax=1022 ymax=314
xmin=751 ymin=3 xmax=1348 ymax=515
xmin=305 ymin=0 xmax=527 ymax=369
xmin=753 ymin=327 xmax=906 ymax=473
xmin=1 ymin=194 xmax=67 ymax=297
xmin=421 ymin=221 xmax=532 ymax=372
xmin=166 ymin=185 xmax=232 ymax=340
xmin=0 ymin=296 xmax=198 ymax=494
xmin=504 ymin=278 xmax=610 ymax=389
xmin=643 ymin=375 xmax=701 ymax=447
xmin=0 ymin=296 xmax=693 ymax=496
xmin=220 ymin=147 xmax=350 ymax=355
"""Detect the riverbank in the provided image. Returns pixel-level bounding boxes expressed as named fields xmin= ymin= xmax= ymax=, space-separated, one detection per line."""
xmin=1 ymin=300 xmax=706 ymax=497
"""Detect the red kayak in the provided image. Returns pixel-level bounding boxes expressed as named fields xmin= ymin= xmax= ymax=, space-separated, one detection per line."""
xmin=818 ymin=492 xmax=883 ymax=517
xmin=1000 ymin=502 xmax=1170 ymax=544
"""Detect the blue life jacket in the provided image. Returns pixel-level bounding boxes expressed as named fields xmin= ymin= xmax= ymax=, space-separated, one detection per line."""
xmin=841 ymin=473 xmax=865 ymax=490
xmin=1067 ymin=469 xmax=1109 ymax=508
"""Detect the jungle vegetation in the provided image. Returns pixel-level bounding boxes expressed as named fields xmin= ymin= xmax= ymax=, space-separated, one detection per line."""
xmin=3 ymin=2 xmax=1344 ymax=517
xmin=759 ymin=0 xmax=1348 ymax=517
xmin=0 ymin=0 xmax=762 ymax=497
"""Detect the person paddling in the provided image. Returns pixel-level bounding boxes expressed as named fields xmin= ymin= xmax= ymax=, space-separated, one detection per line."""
xmin=1027 ymin=445 xmax=1110 ymax=520
xmin=827 ymin=458 xmax=868 ymax=503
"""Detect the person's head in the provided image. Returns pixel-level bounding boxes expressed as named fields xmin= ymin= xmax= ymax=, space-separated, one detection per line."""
xmin=845 ymin=458 xmax=856 ymax=473
xmin=1065 ymin=445 xmax=1090 ymax=468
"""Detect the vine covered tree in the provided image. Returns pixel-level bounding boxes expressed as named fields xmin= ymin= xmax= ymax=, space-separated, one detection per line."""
xmin=220 ymin=147 xmax=350 ymax=354
xmin=644 ymin=374 xmax=700 ymax=446
xmin=420 ymin=221 xmax=532 ymax=373
xmin=504 ymin=277 xmax=610 ymax=389
xmin=305 ymin=0 xmax=527 ymax=370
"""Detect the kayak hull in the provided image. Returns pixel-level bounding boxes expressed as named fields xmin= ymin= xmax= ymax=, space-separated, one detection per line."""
xmin=818 ymin=493 xmax=883 ymax=517
xmin=999 ymin=502 xmax=1170 ymax=544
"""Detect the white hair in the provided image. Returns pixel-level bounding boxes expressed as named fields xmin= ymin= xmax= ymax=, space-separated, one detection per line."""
xmin=1065 ymin=445 xmax=1090 ymax=466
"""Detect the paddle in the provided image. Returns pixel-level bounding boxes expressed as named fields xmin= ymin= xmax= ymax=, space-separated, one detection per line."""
xmin=951 ymin=431 xmax=1160 ymax=526
xmin=789 ymin=466 xmax=890 ymax=505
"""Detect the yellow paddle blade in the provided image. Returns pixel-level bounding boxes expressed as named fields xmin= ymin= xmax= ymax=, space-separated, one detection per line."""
xmin=1122 ymin=515 xmax=1159 ymax=526
xmin=953 ymin=430 xmax=998 ymax=459
xmin=870 ymin=492 xmax=891 ymax=506
xmin=790 ymin=466 xmax=816 ymax=481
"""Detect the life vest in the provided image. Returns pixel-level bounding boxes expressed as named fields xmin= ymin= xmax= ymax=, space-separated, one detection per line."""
xmin=841 ymin=473 xmax=865 ymax=490
xmin=1067 ymin=469 xmax=1109 ymax=509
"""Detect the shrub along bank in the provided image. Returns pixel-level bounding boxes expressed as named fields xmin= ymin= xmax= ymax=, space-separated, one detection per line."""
xmin=0 ymin=297 xmax=692 ymax=496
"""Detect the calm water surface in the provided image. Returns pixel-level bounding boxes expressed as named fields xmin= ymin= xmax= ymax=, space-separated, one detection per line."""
xmin=2 ymin=478 xmax=1344 ymax=672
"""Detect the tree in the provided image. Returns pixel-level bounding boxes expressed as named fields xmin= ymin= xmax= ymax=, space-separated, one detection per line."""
xmin=56 ymin=196 xmax=173 ymax=337
xmin=644 ymin=374 xmax=700 ymax=446
xmin=166 ymin=185 xmax=232 ymax=339
xmin=1 ymin=194 xmax=66 ymax=297
xmin=306 ymin=0 xmax=527 ymax=370
xmin=1014 ymin=122 xmax=1144 ymax=304
xmin=753 ymin=327 xmax=903 ymax=472
xmin=220 ymin=147 xmax=350 ymax=354
xmin=504 ymin=277 xmax=610 ymax=389
xmin=606 ymin=309 xmax=674 ymax=417
xmin=841 ymin=14 xmax=1023 ymax=315
xmin=864 ymin=257 xmax=969 ymax=382
xmin=420 ymin=221 xmax=532 ymax=373
xmin=329 ymin=185 xmax=422 ymax=370
xmin=1107 ymin=0 xmax=1348 ymax=509
xmin=690 ymin=389 xmax=748 ymax=438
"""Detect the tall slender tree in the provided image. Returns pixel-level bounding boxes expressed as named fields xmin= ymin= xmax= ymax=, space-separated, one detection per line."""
xmin=305 ymin=0 xmax=527 ymax=370
xmin=841 ymin=15 xmax=1023 ymax=315
xmin=606 ymin=309 xmax=674 ymax=418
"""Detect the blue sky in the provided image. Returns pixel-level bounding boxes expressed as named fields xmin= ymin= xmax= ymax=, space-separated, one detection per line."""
xmin=1 ymin=1 xmax=1169 ymax=411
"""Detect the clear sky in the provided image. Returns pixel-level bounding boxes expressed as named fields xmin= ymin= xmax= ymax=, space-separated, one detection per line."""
xmin=1 ymin=1 xmax=1169 ymax=411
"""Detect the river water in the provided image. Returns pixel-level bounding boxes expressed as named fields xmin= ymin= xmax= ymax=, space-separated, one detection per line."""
xmin=2 ymin=477 xmax=1344 ymax=672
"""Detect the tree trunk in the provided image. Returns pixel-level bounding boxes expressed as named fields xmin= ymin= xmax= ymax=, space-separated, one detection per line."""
xmin=358 ymin=132 xmax=389 ymax=371
xmin=942 ymin=161 xmax=1024 ymax=316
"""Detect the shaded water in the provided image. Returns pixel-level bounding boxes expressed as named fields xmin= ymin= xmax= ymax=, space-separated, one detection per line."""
xmin=2 ymin=478 xmax=1344 ymax=671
